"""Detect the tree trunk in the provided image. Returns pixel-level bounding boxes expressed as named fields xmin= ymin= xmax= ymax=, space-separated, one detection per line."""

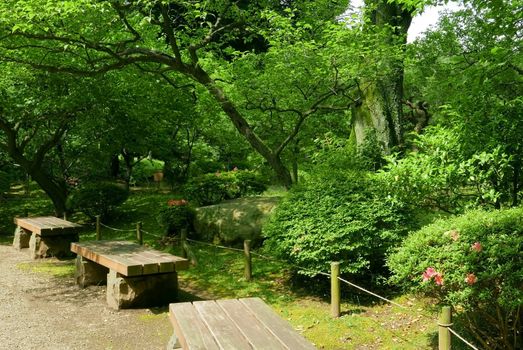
xmin=191 ymin=67 xmax=293 ymax=187
xmin=29 ymin=169 xmax=68 ymax=217
xmin=352 ymin=1 xmax=413 ymax=153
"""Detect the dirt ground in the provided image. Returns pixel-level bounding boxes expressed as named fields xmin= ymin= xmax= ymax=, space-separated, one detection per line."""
xmin=0 ymin=243 xmax=173 ymax=350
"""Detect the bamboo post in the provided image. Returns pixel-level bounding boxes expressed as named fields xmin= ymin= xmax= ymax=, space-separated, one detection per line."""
xmin=438 ymin=306 xmax=452 ymax=350
xmin=136 ymin=221 xmax=143 ymax=245
xmin=180 ymin=229 xmax=188 ymax=259
xmin=244 ymin=240 xmax=252 ymax=281
xmin=95 ymin=215 xmax=101 ymax=240
xmin=331 ymin=261 xmax=341 ymax=318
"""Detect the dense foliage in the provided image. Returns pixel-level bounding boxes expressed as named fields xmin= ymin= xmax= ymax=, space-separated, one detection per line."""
xmin=263 ymin=169 xmax=412 ymax=278
xmin=157 ymin=199 xmax=194 ymax=236
xmin=183 ymin=170 xmax=267 ymax=206
xmin=67 ymin=182 xmax=129 ymax=219
xmin=388 ymin=207 xmax=523 ymax=349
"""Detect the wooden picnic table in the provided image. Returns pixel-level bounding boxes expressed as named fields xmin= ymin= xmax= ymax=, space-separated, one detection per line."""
xmin=168 ymin=297 xmax=317 ymax=350
xmin=12 ymin=216 xmax=82 ymax=259
xmin=71 ymin=240 xmax=189 ymax=309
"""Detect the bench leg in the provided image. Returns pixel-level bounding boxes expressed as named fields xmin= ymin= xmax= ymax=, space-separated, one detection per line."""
xmin=75 ymin=256 xmax=109 ymax=288
xmin=166 ymin=333 xmax=182 ymax=350
xmin=106 ymin=270 xmax=179 ymax=310
xmin=13 ymin=226 xmax=31 ymax=250
xmin=29 ymin=233 xmax=79 ymax=259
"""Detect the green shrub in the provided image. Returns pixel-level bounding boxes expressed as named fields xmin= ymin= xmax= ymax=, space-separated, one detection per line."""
xmin=67 ymin=182 xmax=129 ymax=219
xmin=131 ymin=159 xmax=164 ymax=185
xmin=184 ymin=170 xmax=267 ymax=206
xmin=387 ymin=208 xmax=523 ymax=349
xmin=263 ymin=170 xmax=412 ymax=278
xmin=157 ymin=199 xmax=194 ymax=236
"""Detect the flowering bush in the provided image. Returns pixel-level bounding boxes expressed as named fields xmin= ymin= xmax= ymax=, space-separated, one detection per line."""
xmin=156 ymin=199 xmax=193 ymax=236
xmin=388 ymin=207 xmax=523 ymax=349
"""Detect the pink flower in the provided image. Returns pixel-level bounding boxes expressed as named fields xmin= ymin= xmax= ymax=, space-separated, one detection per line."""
xmin=471 ymin=242 xmax=482 ymax=252
xmin=167 ymin=199 xmax=188 ymax=207
xmin=434 ymin=273 xmax=444 ymax=286
xmin=465 ymin=273 xmax=478 ymax=285
xmin=444 ymin=229 xmax=460 ymax=241
xmin=422 ymin=267 xmax=437 ymax=282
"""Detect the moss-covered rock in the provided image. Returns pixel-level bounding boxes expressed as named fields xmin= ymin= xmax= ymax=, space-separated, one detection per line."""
xmin=193 ymin=197 xmax=280 ymax=245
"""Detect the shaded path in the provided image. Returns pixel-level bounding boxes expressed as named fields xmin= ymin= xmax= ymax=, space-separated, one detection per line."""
xmin=0 ymin=244 xmax=172 ymax=350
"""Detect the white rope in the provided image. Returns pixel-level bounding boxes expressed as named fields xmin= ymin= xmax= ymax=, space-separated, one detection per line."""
xmin=185 ymin=238 xmax=245 ymax=253
xmin=448 ymin=328 xmax=479 ymax=350
xmin=99 ymin=222 xmax=135 ymax=232
xmin=337 ymin=276 xmax=408 ymax=309
xmin=140 ymin=229 xmax=163 ymax=238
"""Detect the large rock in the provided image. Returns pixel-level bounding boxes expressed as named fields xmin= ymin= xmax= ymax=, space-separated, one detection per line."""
xmin=193 ymin=196 xmax=280 ymax=245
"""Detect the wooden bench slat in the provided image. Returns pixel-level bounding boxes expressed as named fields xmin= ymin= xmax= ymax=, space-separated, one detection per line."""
xmin=193 ymin=300 xmax=253 ymax=350
xmin=216 ymin=299 xmax=287 ymax=350
xmin=240 ymin=298 xmax=316 ymax=350
xmin=138 ymin=251 xmax=175 ymax=273
xmin=169 ymin=303 xmax=220 ymax=350
xmin=121 ymin=254 xmax=160 ymax=275
xmin=15 ymin=216 xmax=81 ymax=236
xmin=71 ymin=242 xmax=143 ymax=276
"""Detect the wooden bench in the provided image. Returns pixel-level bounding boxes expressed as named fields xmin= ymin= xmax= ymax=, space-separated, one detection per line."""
xmin=12 ymin=216 xmax=82 ymax=259
xmin=71 ymin=240 xmax=189 ymax=310
xmin=168 ymin=298 xmax=317 ymax=349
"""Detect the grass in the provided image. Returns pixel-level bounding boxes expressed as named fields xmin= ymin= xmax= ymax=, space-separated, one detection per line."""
xmin=1 ymin=183 xmax=441 ymax=349
xmin=17 ymin=260 xmax=76 ymax=278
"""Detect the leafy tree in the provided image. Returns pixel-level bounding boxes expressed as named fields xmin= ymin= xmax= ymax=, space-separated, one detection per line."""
xmin=0 ymin=0 xmax=353 ymax=187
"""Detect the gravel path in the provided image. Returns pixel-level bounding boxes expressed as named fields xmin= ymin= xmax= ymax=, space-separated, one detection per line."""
xmin=0 ymin=244 xmax=172 ymax=350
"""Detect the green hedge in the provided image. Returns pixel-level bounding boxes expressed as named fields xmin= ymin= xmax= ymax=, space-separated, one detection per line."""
xmin=67 ymin=182 xmax=129 ymax=219
xmin=263 ymin=170 xmax=412 ymax=278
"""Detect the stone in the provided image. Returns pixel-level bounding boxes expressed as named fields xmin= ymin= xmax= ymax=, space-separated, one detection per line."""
xmin=75 ymin=256 xmax=108 ymax=288
xmin=193 ymin=196 xmax=280 ymax=245
xmin=12 ymin=226 xmax=31 ymax=250
xmin=29 ymin=233 xmax=79 ymax=259
xmin=106 ymin=270 xmax=178 ymax=310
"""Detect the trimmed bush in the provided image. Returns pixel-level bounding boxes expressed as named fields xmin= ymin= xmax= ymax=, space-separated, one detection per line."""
xmin=131 ymin=159 xmax=164 ymax=185
xmin=388 ymin=208 xmax=523 ymax=349
xmin=183 ymin=170 xmax=267 ymax=206
xmin=157 ymin=199 xmax=194 ymax=236
xmin=67 ymin=182 xmax=129 ymax=219
xmin=263 ymin=170 xmax=412 ymax=278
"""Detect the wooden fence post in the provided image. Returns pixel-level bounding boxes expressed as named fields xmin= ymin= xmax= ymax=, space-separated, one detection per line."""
xmin=95 ymin=215 xmax=101 ymax=240
xmin=180 ymin=229 xmax=188 ymax=259
xmin=63 ymin=212 xmax=67 ymax=221
xmin=24 ymin=208 xmax=29 ymax=217
xmin=331 ymin=261 xmax=341 ymax=318
xmin=136 ymin=221 xmax=143 ymax=245
xmin=438 ymin=306 xmax=452 ymax=350
xmin=244 ymin=240 xmax=252 ymax=281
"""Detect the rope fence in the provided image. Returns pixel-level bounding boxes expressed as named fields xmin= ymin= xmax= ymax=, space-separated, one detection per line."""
xmin=179 ymin=235 xmax=480 ymax=350
xmin=86 ymin=218 xmax=481 ymax=350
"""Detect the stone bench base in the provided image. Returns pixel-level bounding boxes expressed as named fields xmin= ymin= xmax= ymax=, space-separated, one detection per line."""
xmin=29 ymin=232 xmax=78 ymax=259
xmin=75 ymin=256 xmax=179 ymax=310
xmin=107 ymin=270 xmax=178 ymax=310
xmin=13 ymin=226 xmax=31 ymax=250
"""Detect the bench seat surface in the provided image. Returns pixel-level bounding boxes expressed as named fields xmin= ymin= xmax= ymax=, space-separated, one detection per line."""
xmin=14 ymin=216 xmax=82 ymax=236
xmin=71 ymin=240 xmax=189 ymax=277
xmin=169 ymin=297 xmax=316 ymax=350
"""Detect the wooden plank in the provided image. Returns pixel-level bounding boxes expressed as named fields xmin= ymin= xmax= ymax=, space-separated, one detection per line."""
xmin=71 ymin=242 xmax=143 ymax=276
xmin=122 ymin=253 xmax=159 ymax=275
xmin=169 ymin=303 xmax=220 ymax=350
xmin=217 ymin=299 xmax=286 ymax=350
xmin=193 ymin=300 xmax=252 ymax=350
xmin=240 ymin=298 xmax=316 ymax=350
xmin=14 ymin=216 xmax=81 ymax=236
xmin=138 ymin=251 xmax=175 ymax=273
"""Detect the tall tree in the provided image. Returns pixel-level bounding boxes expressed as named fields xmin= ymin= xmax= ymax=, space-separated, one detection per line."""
xmin=0 ymin=0 xmax=349 ymax=187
